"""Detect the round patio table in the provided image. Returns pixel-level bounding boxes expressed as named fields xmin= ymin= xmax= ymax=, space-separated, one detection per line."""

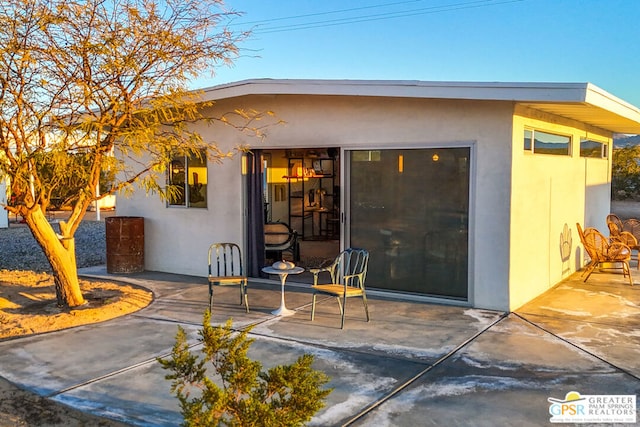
xmin=261 ymin=266 xmax=305 ymax=316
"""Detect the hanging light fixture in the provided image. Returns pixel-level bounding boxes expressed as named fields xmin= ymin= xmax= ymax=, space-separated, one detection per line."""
xmin=171 ymin=159 xmax=184 ymax=174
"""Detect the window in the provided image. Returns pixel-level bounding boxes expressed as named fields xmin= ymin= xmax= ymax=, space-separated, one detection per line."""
xmin=580 ymin=138 xmax=608 ymax=158
xmin=168 ymin=150 xmax=207 ymax=208
xmin=524 ymin=129 xmax=571 ymax=156
xmin=524 ymin=129 xmax=533 ymax=151
xmin=349 ymin=147 xmax=470 ymax=299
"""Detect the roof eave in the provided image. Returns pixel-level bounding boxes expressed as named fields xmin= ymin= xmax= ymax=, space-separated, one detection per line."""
xmin=197 ymin=79 xmax=640 ymax=134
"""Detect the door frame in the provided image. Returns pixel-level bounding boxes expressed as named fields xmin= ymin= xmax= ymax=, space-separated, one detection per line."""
xmin=341 ymin=141 xmax=476 ymax=305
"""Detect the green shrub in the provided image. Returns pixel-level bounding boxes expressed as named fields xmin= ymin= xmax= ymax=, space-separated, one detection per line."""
xmin=612 ymin=145 xmax=640 ymax=200
xmin=158 ymin=312 xmax=332 ymax=427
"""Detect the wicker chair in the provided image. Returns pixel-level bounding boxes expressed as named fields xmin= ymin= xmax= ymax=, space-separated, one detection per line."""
xmin=623 ymin=218 xmax=640 ymax=240
xmin=576 ymin=223 xmax=633 ymax=286
xmin=607 ymin=216 xmax=640 ymax=269
xmin=264 ymin=222 xmax=299 ymax=262
xmin=309 ymin=248 xmax=370 ymax=329
xmin=606 ymin=213 xmax=624 ymax=236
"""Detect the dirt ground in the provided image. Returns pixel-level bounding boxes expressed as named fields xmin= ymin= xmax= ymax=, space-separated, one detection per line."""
xmin=0 ymin=270 xmax=151 ymax=426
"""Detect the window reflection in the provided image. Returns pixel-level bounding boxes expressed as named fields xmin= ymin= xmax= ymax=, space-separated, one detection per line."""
xmin=349 ymin=148 xmax=469 ymax=299
xmin=524 ymin=129 xmax=571 ymax=156
xmin=168 ymin=150 xmax=207 ymax=208
xmin=580 ymin=138 xmax=607 ymax=158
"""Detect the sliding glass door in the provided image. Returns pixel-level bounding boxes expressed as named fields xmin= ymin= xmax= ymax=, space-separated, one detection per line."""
xmin=348 ymin=147 xmax=470 ymax=299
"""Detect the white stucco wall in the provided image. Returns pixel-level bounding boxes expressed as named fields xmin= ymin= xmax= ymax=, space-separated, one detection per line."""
xmin=118 ymin=94 xmax=581 ymax=311
xmin=509 ymin=106 xmax=612 ymax=310
xmin=117 ymin=154 xmax=245 ymax=278
xmin=584 ymin=157 xmax=611 ymax=231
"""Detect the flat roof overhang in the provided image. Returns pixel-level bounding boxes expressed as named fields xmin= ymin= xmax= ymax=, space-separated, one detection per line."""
xmin=199 ymin=79 xmax=640 ymax=134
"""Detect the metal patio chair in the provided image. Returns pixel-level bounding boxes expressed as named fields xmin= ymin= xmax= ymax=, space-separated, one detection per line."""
xmin=207 ymin=242 xmax=249 ymax=312
xmin=309 ymin=248 xmax=370 ymax=329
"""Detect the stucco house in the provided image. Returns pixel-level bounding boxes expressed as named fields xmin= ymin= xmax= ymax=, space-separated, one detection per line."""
xmin=116 ymin=79 xmax=640 ymax=312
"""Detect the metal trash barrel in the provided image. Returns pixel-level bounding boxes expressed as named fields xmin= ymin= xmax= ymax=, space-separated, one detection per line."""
xmin=105 ymin=216 xmax=144 ymax=273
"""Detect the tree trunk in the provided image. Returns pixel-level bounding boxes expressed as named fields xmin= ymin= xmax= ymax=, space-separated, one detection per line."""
xmin=23 ymin=206 xmax=85 ymax=307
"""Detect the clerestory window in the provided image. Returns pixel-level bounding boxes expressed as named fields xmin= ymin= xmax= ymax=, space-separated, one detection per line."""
xmin=580 ymin=138 xmax=608 ymax=158
xmin=524 ymin=129 xmax=571 ymax=156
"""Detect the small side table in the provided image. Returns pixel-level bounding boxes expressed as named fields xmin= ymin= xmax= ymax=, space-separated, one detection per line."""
xmin=262 ymin=266 xmax=305 ymax=316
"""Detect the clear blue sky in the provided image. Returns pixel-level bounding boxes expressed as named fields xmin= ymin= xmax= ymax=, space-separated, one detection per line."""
xmin=191 ymin=0 xmax=640 ymax=107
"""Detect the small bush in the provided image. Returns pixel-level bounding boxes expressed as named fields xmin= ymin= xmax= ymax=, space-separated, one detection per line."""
xmin=158 ymin=312 xmax=332 ymax=427
xmin=612 ymin=146 xmax=640 ymax=200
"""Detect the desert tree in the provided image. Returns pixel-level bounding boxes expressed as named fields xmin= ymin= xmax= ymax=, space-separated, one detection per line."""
xmin=0 ymin=0 xmax=270 ymax=307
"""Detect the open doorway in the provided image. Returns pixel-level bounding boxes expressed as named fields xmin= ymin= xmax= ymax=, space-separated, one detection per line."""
xmin=262 ymin=148 xmax=340 ymax=269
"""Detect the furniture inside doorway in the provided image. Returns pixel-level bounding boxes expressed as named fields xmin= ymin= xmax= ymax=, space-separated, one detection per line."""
xmin=285 ymin=151 xmax=338 ymax=241
xmin=263 ymin=148 xmax=341 ymax=270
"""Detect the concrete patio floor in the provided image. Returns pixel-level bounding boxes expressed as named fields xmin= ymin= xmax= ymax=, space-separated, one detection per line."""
xmin=0 ymin=265 xmax=639 ymax=426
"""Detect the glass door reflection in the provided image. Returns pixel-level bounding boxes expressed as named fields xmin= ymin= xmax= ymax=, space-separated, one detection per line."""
xmin=348 ymin=148 xmax=469 ymax=299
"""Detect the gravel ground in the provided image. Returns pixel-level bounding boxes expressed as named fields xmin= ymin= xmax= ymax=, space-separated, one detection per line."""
xmin=0 ymin=221 xmax=106 ymax=272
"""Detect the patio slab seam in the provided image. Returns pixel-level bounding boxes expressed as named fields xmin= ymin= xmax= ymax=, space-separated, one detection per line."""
xmin=341 ymin=311 xmax=510 ymax=426
xmin=515 ymin=310 xmax=640 ymax=333
xmin=57 ymin=267 xmax=640 ymax=426
xmin=37 ymin=295 xmax=408 ymax=408
xmin=129 ymin=303 xmax=444 ymax=368
xmin=514 ymin=312 xmax=640 ymax=382
xmin=46 ymin=353 xmax=168 ymax=399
